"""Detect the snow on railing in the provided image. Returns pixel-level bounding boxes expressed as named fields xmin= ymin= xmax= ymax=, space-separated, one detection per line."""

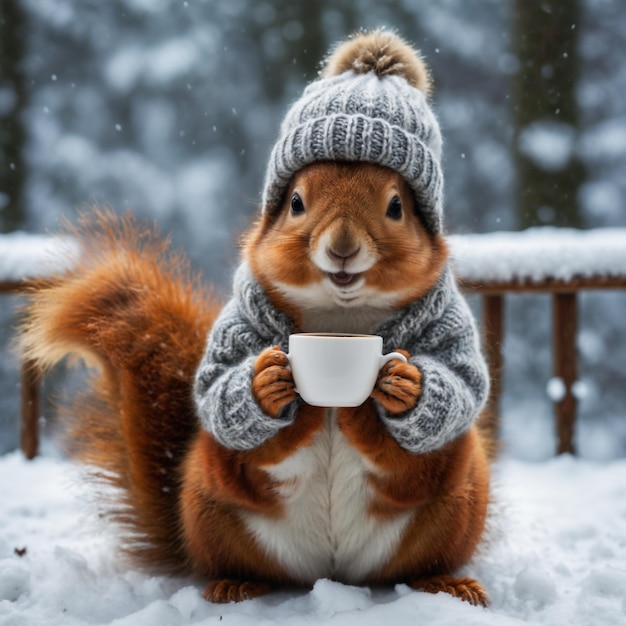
xmin=449 ymin=228 xmax=626 ymax=289
xmin=2 ymin=228 xmax=626 ymax=458
xmin=0 ymin=233 xmax=77 ymax=291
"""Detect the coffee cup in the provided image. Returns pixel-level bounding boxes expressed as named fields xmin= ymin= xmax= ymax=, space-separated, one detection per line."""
xmin=286 ymin=333 xmax=407 ymax=407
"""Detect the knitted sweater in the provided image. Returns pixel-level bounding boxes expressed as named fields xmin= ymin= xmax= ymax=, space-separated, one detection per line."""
xmin=194 ymin=262 xmax=489 ymax=455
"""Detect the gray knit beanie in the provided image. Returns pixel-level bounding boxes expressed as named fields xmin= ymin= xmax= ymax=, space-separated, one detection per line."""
xmin=261 ymin=30 xmax=444 ymax=234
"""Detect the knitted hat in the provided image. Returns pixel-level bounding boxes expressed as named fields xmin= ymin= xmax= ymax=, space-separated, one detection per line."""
xmin=261 ymin=30 xmax=444 ymax=234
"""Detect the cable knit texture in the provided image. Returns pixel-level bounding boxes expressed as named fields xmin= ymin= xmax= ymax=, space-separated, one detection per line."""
xmin=194 ymin=262 xmax=489 ymax=454
xmin=261 ymin=72 xmax=444 ymax=234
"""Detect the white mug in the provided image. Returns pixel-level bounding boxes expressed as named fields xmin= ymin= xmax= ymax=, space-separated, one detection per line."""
xmin=286 ymin=333 xmax=407 ymax=407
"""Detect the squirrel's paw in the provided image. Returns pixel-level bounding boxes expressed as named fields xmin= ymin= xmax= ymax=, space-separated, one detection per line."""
xmin=410 ymin=575 xmax=489 ymax=607
xmin=203 ymin=579 xmax=272 ymax=603
xmin=371 ymin=349 xmax=421 ymax=415
xmin=252 ymin=346 xmax=297 ymax=418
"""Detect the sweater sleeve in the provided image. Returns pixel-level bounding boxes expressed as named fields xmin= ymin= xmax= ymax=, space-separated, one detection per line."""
xmin=379 ymin=293 xmax=489 ymax=455
xmin=193 ymin=299 xmax=298 ymax=451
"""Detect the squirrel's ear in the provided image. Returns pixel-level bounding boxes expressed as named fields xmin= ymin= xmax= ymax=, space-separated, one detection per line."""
xmin=321 ymin=29 xmax=432 ymax=98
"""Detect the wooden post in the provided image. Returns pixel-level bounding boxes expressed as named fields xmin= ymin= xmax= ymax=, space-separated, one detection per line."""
xmin=552 ymin=292 xmax=578 ymax=454
xmin=20 ymin=358 xmax=40 ymax=459
xmin=482 ymin=294 xmax=505 ymax=440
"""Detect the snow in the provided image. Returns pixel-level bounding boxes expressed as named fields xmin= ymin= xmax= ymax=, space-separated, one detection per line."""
xmin=517 ymin=121 xmax=577 ymax=172
xmin=580 ymin=181 xmax=623 ymax=221
xmin=105 ymin=32 xmax=222 ymax=93
xmin=449 ymin=228 xmax=626 ymax=284
xmin=1 ymin=451 xmax=625 ymax=626
xmin=0 ymin=233 xmax=77 ymax=283
xmin=544 ymin=377 xmax=592 ymax=405
xmin=579 ymin=119 xmax=626 ymax=163
xmin=546 ymin=377 xmax=566 ymax=402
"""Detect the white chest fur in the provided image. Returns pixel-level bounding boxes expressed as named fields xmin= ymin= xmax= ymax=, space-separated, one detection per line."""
xmin=242 ymin=409 xmax=412 ymax=585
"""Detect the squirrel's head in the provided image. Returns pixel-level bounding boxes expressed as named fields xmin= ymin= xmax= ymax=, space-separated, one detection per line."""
xmin=245 ymin=30 xmax=448 ymax=322
xmin=245 ymin=161 xmax=447 ymax=315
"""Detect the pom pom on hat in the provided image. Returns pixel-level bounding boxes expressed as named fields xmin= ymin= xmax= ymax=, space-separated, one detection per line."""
xmin=321 ymin=29 xmax=433 ymax=95
xmin=261 ymin=29 xmax=444 ymax=234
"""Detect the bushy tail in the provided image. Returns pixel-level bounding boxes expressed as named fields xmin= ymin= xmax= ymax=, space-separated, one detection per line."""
xmin=19 ymin=210 xmax=222 ymax=574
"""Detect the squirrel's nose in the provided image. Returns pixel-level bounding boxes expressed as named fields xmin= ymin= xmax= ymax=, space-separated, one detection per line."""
xmin=326 ymin=242 xmax=361 ymax=262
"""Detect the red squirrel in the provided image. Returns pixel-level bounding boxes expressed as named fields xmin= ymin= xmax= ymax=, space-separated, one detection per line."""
xmin=20 ymin=30 xmax=493 ymax=607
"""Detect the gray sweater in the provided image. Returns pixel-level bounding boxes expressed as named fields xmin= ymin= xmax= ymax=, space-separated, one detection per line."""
xmin=194 ymin=262 xmax=489 ymax=455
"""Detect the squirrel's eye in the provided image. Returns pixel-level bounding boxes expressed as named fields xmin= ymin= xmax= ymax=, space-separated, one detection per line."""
xmin=386 ymin=196 xmax=402 ymax=220
xmin=290 ymin=192 xmax=305 ymax=216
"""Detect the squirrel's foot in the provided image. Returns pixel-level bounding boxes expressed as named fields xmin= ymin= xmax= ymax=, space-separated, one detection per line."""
xmin=203 ymin=579 xmax=272 ymax=603
xmin=410 ymin=575 xmax=488 ymax=607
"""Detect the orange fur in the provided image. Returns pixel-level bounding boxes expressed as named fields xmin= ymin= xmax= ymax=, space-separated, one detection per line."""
xmin=252 ymin=347 xmax=297 ymax=418
xmin=19 ymin=161 xmax=492 ymax=607
xmin=245 ymin=161 xmax=449 ymax=324
xmin=179 ymin=406 xmax=326 ymax=595
xmin=371 ymin=349 xmax=422 ymax=415
xmin=343 ymin=408 xmax=489 ymax=573
xmin=245 ymin=161 xmax=490 ymax=604
xmin=19 ymin=212 xmax=222 ymax=573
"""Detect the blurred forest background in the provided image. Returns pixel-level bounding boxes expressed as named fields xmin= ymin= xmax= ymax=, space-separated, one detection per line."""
xmin=1 ymin=0 xmax=625 ymax=458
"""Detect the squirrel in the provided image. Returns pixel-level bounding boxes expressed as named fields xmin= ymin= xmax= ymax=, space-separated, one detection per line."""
xmin=19 ymin=30 xmax=494 ymax=607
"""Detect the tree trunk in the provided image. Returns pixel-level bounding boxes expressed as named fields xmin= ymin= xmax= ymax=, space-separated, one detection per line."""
xmin=512 ymin=0 xmax=584 ymax=229
xmin=0 ymin=0 xmax=28 ymax=232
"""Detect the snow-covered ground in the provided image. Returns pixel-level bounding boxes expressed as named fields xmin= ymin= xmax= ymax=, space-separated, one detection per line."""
xmin=1 ymin=449 xmax=625 ymax=626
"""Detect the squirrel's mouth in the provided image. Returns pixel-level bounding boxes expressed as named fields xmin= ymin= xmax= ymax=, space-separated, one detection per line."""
xmin=328 ymin=271 xmax=360 ymax=287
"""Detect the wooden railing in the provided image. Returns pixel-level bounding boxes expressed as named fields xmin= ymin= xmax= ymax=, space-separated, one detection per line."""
xmin=0 ymin=279 xmax=41 ymax=459
xmin=3 ymin=229 xmax=626 ymax=458
xmin=1 ymin=279 xmax=41 ymax=459
xmin=1 ymin=233 xmax=73 ymax=459
xmin=459 ymin=275 xmax=626 ymax=454
xmin=450 ymin=228 xmax=626 ymax=454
